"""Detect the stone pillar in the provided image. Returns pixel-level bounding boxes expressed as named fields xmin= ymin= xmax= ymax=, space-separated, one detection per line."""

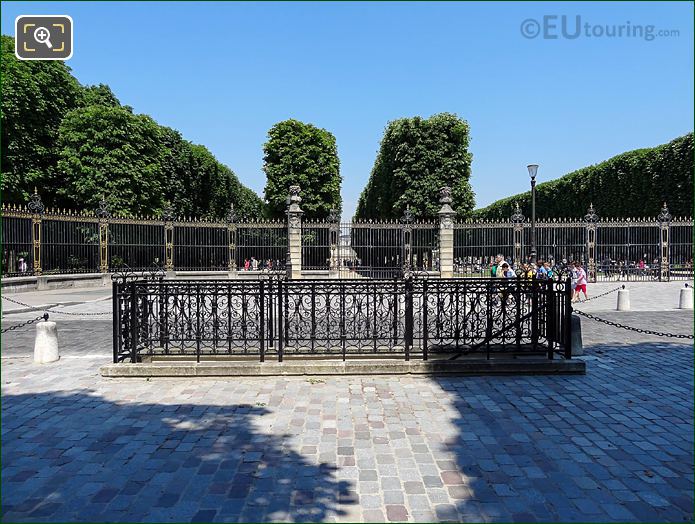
xmin=401 ymin=207 xmax=414 ymax=274
xmin=96 ymin=198 xmax=110 ymax=273
xmin=27 ymin=189 xmax=44 ymax=276
xmin=511 ymin=203 xmax=525 ymax=267
xmin=584 ymin=204 xmax=599 ymax=283
xmin=438 ymin=187 xmax=455 ymax=278
xmin=226 ymin=203 xmax=238 ymax=278
xmin=658 ymin=202 xmax=671 ymax=282
xmin=286 ymin=186 xmax=303 ymax=280
xmin=162 ymin=202 xmax=175 ymax=274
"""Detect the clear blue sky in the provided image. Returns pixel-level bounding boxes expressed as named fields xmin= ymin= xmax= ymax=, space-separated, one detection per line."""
xmin=2 ymin=1 xmax=693 ymax=218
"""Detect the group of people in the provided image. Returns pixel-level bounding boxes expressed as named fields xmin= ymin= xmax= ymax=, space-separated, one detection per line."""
xmin=241 ymin=258 xmax=283 ymax=271
xmin=490 ymin=254 xmax=588 ymax=302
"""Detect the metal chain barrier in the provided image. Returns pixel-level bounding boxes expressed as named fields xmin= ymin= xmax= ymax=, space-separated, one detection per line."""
xmin=1 ymin=312 xmax=50 ymax=333
xmin=1 ymin=295 xmax=111 ymax=317
xmin=573 ymin=308 xmax=694 ymax=340
xmin=576 ymin=285 xmax=623 ymax=303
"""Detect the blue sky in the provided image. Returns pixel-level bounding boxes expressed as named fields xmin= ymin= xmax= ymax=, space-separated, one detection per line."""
xmin=2 ymin=1 xmax=693 ymax=218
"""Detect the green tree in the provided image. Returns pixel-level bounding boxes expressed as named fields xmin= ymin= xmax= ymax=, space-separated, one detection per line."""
xmin=56 ymin=105 xmax=165 ymax=215
xmin=355 ymin=113 xmax=474 ymax=220
xmin=82 ymin=84 xmax=121 ymax=107
xmin=263 ymin=119 xmax=341 ymax=219
xmin=473 ymin=133 xmax=694 ymax=219
xmin=1 ymin=34 xmax=83 ymax=204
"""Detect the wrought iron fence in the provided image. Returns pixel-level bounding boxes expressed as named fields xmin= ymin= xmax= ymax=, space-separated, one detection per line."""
xmin=2 ymin=193 xmax=692 ymax=282
xmin=113 ymin=275 xmax=572 ymax=363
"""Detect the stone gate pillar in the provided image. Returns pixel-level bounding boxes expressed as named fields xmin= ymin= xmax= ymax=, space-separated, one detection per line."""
xmin=658 ymin=202 xmax=672 ymax=282
xmin=438 ymin=186 xmax=455 ymax=278
xmin=286 ymin=186 xmax=303 ymax=280
xmin=328 ymin=207 xmax=340 ymax=279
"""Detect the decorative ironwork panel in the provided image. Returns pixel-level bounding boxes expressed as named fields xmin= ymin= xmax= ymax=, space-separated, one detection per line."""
xmin=236 ymin=222 xmax=287 ymax=271
xmin=281 ymin=280 xmax=407 ymax=355
xmin=173 ymin=223 xmax=228 ymax=271
xmin=108 ymin=221 xmax=165 ymax=271
xmin=669 ymin=219 xmax=694 ymax=280
xmin=1 ymin=216 xmax=33 ymax=276
xmin=523 ymin=221 xmax=587 ymax=266
xmin=301 ymin=221 xmax=331 ymax=270
xmin=345 ymin=221 xmax=405 ymax=279
xmin=41 ymin=218 xmax=100 ymax=274
xmin=454 ymin=222 xmax=514 ymax=276
xmin=594 ymin=220 xmax=661 ymax=281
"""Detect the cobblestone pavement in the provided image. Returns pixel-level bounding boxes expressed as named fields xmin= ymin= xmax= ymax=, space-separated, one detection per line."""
xmin=2 ymin=292 xmax=693 ymax=522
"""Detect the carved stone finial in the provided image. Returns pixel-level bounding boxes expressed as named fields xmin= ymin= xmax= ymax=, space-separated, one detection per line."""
xmin=288 ymin=185 xmax=302 ymax=204
xmin=658 ymin=202 xmax=672 ymax=224
xmin=584 ymin=203 xmax=599 ymax=224
xmin=439 ymin=186 xmax=452 ymax=205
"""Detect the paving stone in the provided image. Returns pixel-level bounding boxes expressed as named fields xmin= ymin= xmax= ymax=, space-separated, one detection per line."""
xmin=2 ymin=306 xmax=693 ymax=522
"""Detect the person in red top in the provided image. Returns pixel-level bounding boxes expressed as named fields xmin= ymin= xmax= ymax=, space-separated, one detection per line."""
xmin=572 ymin=261 xmax=588 ymax=302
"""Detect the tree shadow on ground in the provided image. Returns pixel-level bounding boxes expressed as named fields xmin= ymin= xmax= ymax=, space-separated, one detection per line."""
xmin=2 ymin=390 xmax=356 ymax=523
xmin=431 ymin=341 xmax=694 ymax=522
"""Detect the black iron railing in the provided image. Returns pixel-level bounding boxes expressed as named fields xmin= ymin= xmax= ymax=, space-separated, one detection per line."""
xmin=113 ymin=275 xmax=573 ymax=363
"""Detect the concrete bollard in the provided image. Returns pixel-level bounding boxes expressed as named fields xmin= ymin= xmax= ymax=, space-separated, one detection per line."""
xmin=616 ymin=288 xmax=631 ymax=311
xmin=679 ymin=285 xmax=693 ymax=309
xmin=570 ymin=314 xmax=583 ymax=356
xmin=34 ymin=320 xmax=60 ymax=364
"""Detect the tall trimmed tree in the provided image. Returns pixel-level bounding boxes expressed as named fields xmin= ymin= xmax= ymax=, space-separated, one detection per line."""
xmin=263 ymin=119 xmax=341 ymax=219
xmin=356 ymin=113 xmax=474 ymax=220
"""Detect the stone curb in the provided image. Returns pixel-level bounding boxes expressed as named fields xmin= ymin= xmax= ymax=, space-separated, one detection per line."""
xmin=100 ymin=358 xmax=586 ymax=377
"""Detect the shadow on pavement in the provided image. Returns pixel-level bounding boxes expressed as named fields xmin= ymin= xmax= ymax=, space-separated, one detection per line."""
xmin=2 ymin=390 xmax=356 ymax=522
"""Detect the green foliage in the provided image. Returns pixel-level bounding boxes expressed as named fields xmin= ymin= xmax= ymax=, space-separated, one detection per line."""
xmin=263 ymin=119 xmax=341 ymax=219
xmin=474 ymin=133 xmax=694 ymax=219
xmin=1 ymin=35 xmax=83 ymax=203
xmin=356 ymin=113 xmax=474 ymax=220
xmin=1 ymin=34 xmax=263 ymax=219
xmin=56 ymin=105 xmax=165 ymax=215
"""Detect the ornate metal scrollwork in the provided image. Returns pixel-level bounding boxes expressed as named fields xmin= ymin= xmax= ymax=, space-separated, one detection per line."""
xmin=658 ymin=202 xmax=672 ymax=224
xmin=584 ymin=203 xmax=599 ymax=224
xmin=96 ymin=198 xmax=111 ymax=219
xmin=511 ymin=203 xmax=525 ymax=224
xmin=161 ymin=201 xmax=175 ymax=222
xmin=226 ymin=203 xmax=237 ymax=224
xmin=111 ymin=264 xmax=138 ymax=284
xmin=27 ymin=189 xmax=44 ymax=215
xmin=401 ymin=206 xmax=414 ymax=225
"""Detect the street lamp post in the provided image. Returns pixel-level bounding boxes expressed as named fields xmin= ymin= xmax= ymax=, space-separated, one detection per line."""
xmin=527 ymin=164 xmax=539 ymax=265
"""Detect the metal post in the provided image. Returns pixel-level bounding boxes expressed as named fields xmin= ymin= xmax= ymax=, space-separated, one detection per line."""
xmin=162 ymin=202 xmax=175 ymax=273
xmin=226 ymin=203 xmax=237 ymax=275
xmin=260 ymin=280 xmax=265 ymax=362
xmin=658 ymin=203 xmax=672 ymax=282
xmin=584 ymin=204 xmax=599 ymax=283
xmin=27 ymin=189 xmax=44 ymax=276
xmin=96 ymin=198 xmax=111 ymax=273
xmin=422 ymin=279 xmax=428 ymax=361
xmin=404 ymin=276 xmax=413 ymax=361
xmin=564 ymin=276 xmax=573 ymax=359
xmin=530 ymin=178 xmax=537 ymax=264
xmin=511 ymin=203 xmax=525 ymax=267
xmin=129 ymin=282 xmax=138 ymax=363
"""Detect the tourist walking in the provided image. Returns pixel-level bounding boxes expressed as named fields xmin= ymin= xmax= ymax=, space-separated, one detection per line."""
xmin=572 ymin=261 xmax=588 ymax=302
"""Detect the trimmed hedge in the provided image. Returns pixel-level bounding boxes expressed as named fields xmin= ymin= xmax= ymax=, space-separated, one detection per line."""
xmin=473 ymin=133 xmax=693 ymax=219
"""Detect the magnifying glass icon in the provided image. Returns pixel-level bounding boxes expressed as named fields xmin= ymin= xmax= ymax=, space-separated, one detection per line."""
xmin=33 ymin=26 xmax=53 ymax=49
